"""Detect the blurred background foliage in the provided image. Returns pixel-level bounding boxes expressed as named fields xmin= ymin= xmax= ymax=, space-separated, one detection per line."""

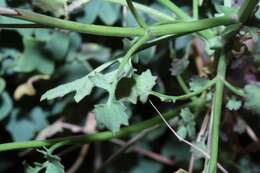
xmin=0 ymin=0 xmax=260 ymax=172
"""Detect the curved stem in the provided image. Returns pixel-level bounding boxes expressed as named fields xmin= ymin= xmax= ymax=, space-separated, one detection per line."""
xmin=157 ymin=0 xmax=214 ymax=40
xmin=0 ymin=100 xmax=202 ymax=152
xmin=150 ymin=78 xmax=216 ymax=102
xmin=224 ymin=80 xmax=245 ymax=97
xmin=176 ymin=75 xmax=191 ymax=94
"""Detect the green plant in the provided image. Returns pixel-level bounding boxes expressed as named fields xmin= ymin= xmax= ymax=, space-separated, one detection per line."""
xmin=0 ymin=0 xmax=259 ymax=172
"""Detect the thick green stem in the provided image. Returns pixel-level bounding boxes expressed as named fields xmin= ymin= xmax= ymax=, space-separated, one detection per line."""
xmin=0 ymin=100 xmax=203 ymax=152
xmin=209 ymin=52 xmax=227 ymax=173
xmin=0 ymin=7 xmax=237 ymax=37
xmin=150 ymin=15 xmax=236 ymax=36
xmin=207 ymin=2 xmax=259 ymax=171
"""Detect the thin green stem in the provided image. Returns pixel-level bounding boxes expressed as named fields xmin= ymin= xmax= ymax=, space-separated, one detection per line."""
xmin=0 ymin=100 xmax=203 ymax=152
xmin=150 ymin=78 xmax=216 ymax=102
xmin=224 ymin=80 xmax=245 ymax=97
xmin=107 ymin=0 xmax=174 ymax=21
xmin=238 ymin=0 xmax=259 ymax=23
xmin=209 ymin=51 xmax=227 ymax=173
xmin=126 ymin=0 xmax=147 ymax=28
xmin=157 ymin=0 xmax=214 ymax=40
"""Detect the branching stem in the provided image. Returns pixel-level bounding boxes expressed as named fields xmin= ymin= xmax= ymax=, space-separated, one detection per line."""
xmin=0 ymin=7 xmax=237 ymax=37
xmin=151 ymin=78 xmax=216 ymax=102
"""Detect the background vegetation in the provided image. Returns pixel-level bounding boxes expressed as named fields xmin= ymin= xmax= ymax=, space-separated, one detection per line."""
xmin=0 ymin=0 xmax=259 ymax=172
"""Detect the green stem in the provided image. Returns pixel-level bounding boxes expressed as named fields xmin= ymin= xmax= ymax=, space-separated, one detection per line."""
xmin=0 ymin=7 xmax=237 ymax=37
xmin=224 ymin=80 xmax=245 ymax=97
xmin=209 ymin=51 xmax=227 ymax=173
xmin=176 ymin=75 xmax=191 ymax=94
xmin=0 ymin=100 xmax=202 ymax=152
xmin=126 ymin=0 xmax=147 ymax=28
xmin=151 ymin=78 xmax=216 ymax=102
xmin=149 ymin=15 xmax=237 ymax=36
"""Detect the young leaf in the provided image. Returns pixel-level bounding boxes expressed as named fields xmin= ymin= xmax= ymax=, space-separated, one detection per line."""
xmin=226 ymin=97 xmax=242 ymax=111
xmin=179 ymin=108 xmax=196 ymax=139
xmin=45 ymin=161 xmax=64 ymax=173
xmin=189 ymin=76 xmax=209 ymax=92
xmin=177 ymin=126 xmax=187 ymax=139
xmin=119 ymin=70 xmax=157 ymax=104
xmin=180 ymin=108 xmax=194 ymax=123
xmin=93 ymin=101 xmax=129 ymax=132
xmin=244 ymin=84 xmax=260 ymax=115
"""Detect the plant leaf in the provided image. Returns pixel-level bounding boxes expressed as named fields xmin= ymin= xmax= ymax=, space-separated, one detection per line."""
xmin=41 ymin=75 xmax=94 ymax=103
xmin=189 ymin=76 xmax=209 ymax=92
xmin=93 ymin=101 xmax=129 ymax=132
xmin=45 ymin=161 xmax=64 ymax=173
xmin=120 ymin=70 xmax=157 ymax=104
xmin=226 ymin=97 xmax=241 ymax=111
